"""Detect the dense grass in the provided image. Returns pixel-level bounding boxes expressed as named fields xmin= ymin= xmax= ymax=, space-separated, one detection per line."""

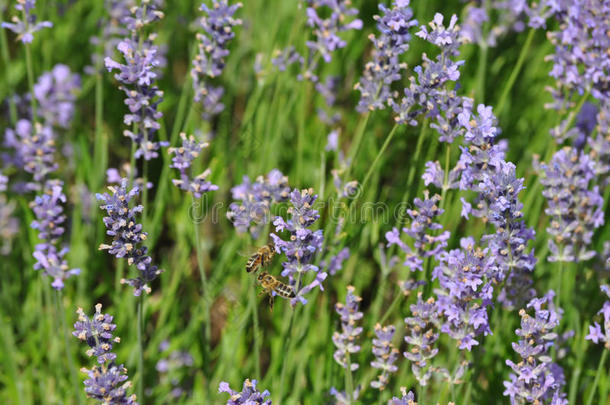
xmin=0 ymin=0 xmax=608 ymax=404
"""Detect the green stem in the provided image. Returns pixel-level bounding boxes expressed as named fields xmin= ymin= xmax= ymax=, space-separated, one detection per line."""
xmin=476 ymin=43 xmax=488 ymax=103
xmin=344 ymin=353 xmax=354 ymax=404
xmin=0 ymin=23 xmax=17 ymax=124
xmin=439 ymin=143 xmax=452 ymax=212
xmin=585 ymin=349 xmax=608 ymax=405
xmin=194 ymin=217 xmax=212 ymax=383
xmin=137 ymin=296 xmax=144 ymax=403
xmin=25 ymin=43 xmax=37 ymax=122
xmin=92 ymin=72 xmax=106 ymax=192
xmin=277 ymin=308 xmax=297 ymax=403
xmin=344 ymin=112 xmax=371 ymax=180
xmin=360 ymin=124 xmax=400 ymax=192
xmin=378 ymin=289 xmax=402 ymax=326
xmin=249 ymin=283 xmax=261 ymax=380
xmin=55 ymin=291 xmax=82 ymax=404
xmin=496 ymin=29 xmax=535 ymax=117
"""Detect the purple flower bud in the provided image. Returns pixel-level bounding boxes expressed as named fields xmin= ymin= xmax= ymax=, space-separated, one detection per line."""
xmin=34 ymin=64 xmax=80 ymax=128
xmin=585 ymin=285 xmax=610 ymax=349
xmin=332 ymin=286 xmax=362 ymax=371
xmin=96 ymin=178 xmax=163 ymax=296
xmin=404 ymin=293 xmax=440 ymax=386
xmin=168 ymin=133 xmax=218 ymax=198
xmin=218 ymin=379 xmax=271 ymax=404
xmin=1 ymin=0 xmax=52 ymax=43
xmin=389 ymin=387 xmax=418 ymax=405
xmin=370 ymin=323 xmax=399 ymax=390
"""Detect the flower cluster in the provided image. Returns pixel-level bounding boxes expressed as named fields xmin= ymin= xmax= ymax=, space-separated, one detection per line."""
xmin=191 ymin=0 xmax=242 ymax=120
xmin=332 ymin=286 xmax=362 ymax=371
xmin=354 ymin=0 xmax=417 ymax=112
xmin=403 ymin=293 xmax=440 ymax=386
xmin=433 ymin=237 xmax=493 ymax=351
xmin=30 ymin=182 xmax=80 ymax=289
xmin=391 ymin=14 xmax=468 ymax=143
xmin=34 ymin=64 xmax=80 ymax=128
xmin=96 ymin=178 xmax=163 ymax=296
xmin=218 ymin=379 xmax=271 ymax=405
xmin=271 ymin=188 xmax=325 ymax=305
xmin=5 ymin=120 xmax=57 ymax=188
xmin=1 ymin=0 xmax=52 ymax=43
xmin=329 ymin=386 xmax=361 ymax=405
xmin=503 ymin=291 xmax=568 ymax=405
xmin=322 ymin=247 xmax=350 ymax=276
xmin=546 ymin=0 xmax=610 ymax=105
xmin=227 ymin=169 xmax=290 ymax=239
xmin=168 ymin=133 xmax=218 ymax=198
xmin=370 ymin=323 xmax=399 ymax=391
xmin=73 ymin=304 xmax=137 ymax=404
xmin=104 ymin=0 xmax=167 ymax=160
xmin=304 ymin=0 xmax=362 ymax=65
xmin=389 ymin=387 xmax=417 ymax=405
xmin=386 ymin=191 xmax=449 ymax=272
xmin=535 ymin=147 xmax=604 ymax=262
xmin=156 ymin=340 xmax=195 ymax=399
xmin=586 ymin=285 xmax=610 ymax=349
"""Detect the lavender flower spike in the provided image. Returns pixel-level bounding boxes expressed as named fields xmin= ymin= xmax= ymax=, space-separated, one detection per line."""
xmin=73 ymin=304 xmax=137 ymax=404
xmin=191 ymin=0 xmax=243 ymax=120
xmin=218 ymin=379 xmax=271 ymax=404
xmin=34 ymin=64 xmax=81 ymax=128
xmin=96 ymin=178 xmax=163 ymax=296
xmin=30 ymin=182 xmax=80 ymax=290
xmin=370 ymin=323 xmax=399 ymax=390
xmin=355 ymin=0 xmax=417 ymax=112
xmin=271 ymin=188 xmax=325 ymax=305
xmin=332 ymin=286 xmax=363 ymax=371
xmin=226 ymin=169 xmax=290 ymax=239
xmin=104 ymin=1 xmax=167 ymax=160
xmin=1 ymin=0 xmax=52 ymax=43
xmin=389 ymin=387 xmax=417 ymax=405
xmin=168 ymin=133 xmax=218 ymax=198
xmin=6 ymin=120 xmax=57 ymax=186
xmin=586 ymin=285 xmax=610 ymax=349
xmin=503 ymin=291 xmax=568 ymax=405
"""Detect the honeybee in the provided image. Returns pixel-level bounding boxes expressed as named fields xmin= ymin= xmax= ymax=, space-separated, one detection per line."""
xmin=257 ymin=271 xmax=295 ymax=311
xmin=246 ymin=243 xmax=276 ymax=273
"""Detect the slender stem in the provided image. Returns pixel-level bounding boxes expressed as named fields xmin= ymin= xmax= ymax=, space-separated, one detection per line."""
xmin=439 ymin=143 xmax=452 ymax=212
xmin=55 ymin=291 xmax=82 ymax=404
xmin=142 ymin=159 xmax=149 ymax=227
xmin=378 ymin=289 xmax=402 ymax=326
xmin=555 ymin=260 xmax=564 ymax=309
xmin=585 ymin=349 xmax=608 ymax=405
xmin=568 ymin=322 xmax=588 ymax=404
xmin=344 ymin=353 xmax=354 ymax=404
xmin=249 ymin=282 xmax=261 ymax=380
xmin=93 ymin=72 xmax=106 ymax=191
xmin=496 ymin=29 xmax=535 ymax=116
xmin=193 ymin=217 xmax=212 ymax=382
xmin=476 ymin=43 xmax=488 ymax=104
xmin=277 ymin=307 xmax=297 ymax=403
xmin=0 ymin=24 xmax=17 ymax=124
xmin=344 ymin=112 xmax=371 ymax=180
xmin=25 ymin=43 xmax=37 ymax=121
xmin=136 ymin=295 xmax=144 ymax=403
xmin=360 ymin=124 xmax=400 ymax=192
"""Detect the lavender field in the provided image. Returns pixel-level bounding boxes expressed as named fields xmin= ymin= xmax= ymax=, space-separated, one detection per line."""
xmin=0 ymin=0 xmax=609 ymax=404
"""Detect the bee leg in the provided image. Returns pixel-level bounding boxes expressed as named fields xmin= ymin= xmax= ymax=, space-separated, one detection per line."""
xmin=269 ymin=295 xmax=274 ymax=312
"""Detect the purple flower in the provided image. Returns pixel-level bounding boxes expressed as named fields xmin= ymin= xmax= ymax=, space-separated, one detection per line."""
xmin=73 ymin=304 xmax=137 ymax=404
xmin=168 ymin=133 xmax=218 ymax=198
xmin=5 ymin=120 xmax=57 ymax=186
xmin=30 ymin=182 xmax=80 ymax=290
xmin=386 ymin=191 xmax=449 ymax=272
xmin=585 ymin=285 xmax=610 ymax=349
xmin=271 ymin=188 xmax=325 ymax=305
xmin=156 ymin=341 xmax=194 ymax=399
xmin=433 ymin=238 xmax=493 ymax=351
xmin=535 ymin=147 xmax=604 ymax=262
xmin=226 ymin=169 xmax=290 ymax=238
xmin=96 ymin=178 xmax=163 ymax=296
xmin=191 ymin=0 xmax=242 ymax=120
xmin=332 ymin=286 xmax=362 ymax=371
xmin=218 ymin=379 xmax=271 ymax=404
xmin=329 ymin=385 xmax=361 ymax=404
xmin=305 ymin=0 xmax=362 ymax=64
xmin=34 ymin=64 xmax=80 ymax=128
xmin=389 ymin=387 xmax=417 ymax=405
xmin=370 ymin=323 xmax=399 ymax=390
xmin=104 ymin=2 xmax=166 ymax=160
xmin=503 ymin=291 xmax=568 ymax=405
xmin=403 ymin=293 xmax=440 ymax=386
xmin=1 ymin=0 xmax=52 ymax=43
xmin=354 ymin=0 xmax=417 ymax=112
xmin=322 ymin=247 xmax=350 ymax=276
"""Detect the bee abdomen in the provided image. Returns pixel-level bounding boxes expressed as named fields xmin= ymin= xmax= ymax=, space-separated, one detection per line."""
xmin=276 ymin=283 xmax=296 ymax=298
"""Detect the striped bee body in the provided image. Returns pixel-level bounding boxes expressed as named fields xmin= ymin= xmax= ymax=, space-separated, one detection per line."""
xmin=245 ymin=243 xmax=276 ymax=273
xmin=257 ymin=271 xmax=295 ymax=310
